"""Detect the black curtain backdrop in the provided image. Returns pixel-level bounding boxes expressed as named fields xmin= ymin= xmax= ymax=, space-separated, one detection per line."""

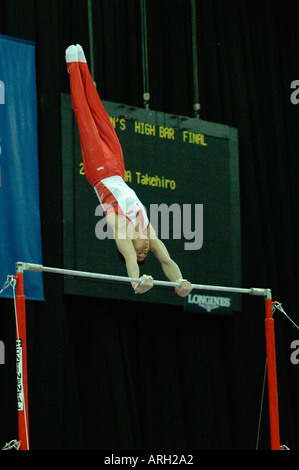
xmin=0 ymin=0 xmax=298 ymax=451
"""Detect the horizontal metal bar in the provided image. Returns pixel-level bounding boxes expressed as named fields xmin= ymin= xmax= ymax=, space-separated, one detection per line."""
xmin=15 ymin=262 xmax=268 ymax=296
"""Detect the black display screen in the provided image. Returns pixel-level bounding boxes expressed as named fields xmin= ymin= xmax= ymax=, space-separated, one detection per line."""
xmin=61 ymin=94 xmax=241 ymax=307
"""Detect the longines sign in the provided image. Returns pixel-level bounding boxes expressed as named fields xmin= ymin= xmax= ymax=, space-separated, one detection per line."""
xmin=184 ymin=293 xmax=233 ymax=315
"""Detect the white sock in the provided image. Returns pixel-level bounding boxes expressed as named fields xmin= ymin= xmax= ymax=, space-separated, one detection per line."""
xmin=65 ymin=45 xmax=78 ymax=63
xmin=76 ymin=44 xmax=87 ymax=63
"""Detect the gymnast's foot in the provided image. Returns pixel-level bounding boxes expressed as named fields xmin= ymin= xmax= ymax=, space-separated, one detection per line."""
xmin=76 ymin=44 xmax=87 ymax=63
xmin=65 ymin=44 xmax=78 ymax=63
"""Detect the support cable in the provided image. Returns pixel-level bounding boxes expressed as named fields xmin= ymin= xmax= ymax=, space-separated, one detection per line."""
xmin=191 ymin=0 xmax=200 ymax=118
xmin=255 ymin=301 xmax=296 ymax=450
xmin=140 ymin=0 xmax=150 ymax=109
xmin=0 ymin=276 xmax=24 ymax=450
xmin=87 ymin=0 xmax=96 ymax=86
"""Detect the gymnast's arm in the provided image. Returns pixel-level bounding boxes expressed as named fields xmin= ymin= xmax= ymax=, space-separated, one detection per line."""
xmin=115 ymin=235 xmax=140 ymax=279
xmin=113 ymin=225 xmax=154 ymax=294
xmin=149 ymin=237 xmax=193 ymax=297
xmin=106 ymin=211 xmax=140 ymax=279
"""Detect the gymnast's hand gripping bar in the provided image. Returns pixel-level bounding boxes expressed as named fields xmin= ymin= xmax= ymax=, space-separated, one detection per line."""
xmin=15 ymin=261 xmax=269 ymax=297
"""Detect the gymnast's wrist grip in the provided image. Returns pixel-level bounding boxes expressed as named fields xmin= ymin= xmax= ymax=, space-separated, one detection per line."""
xmin=174 ymin=278 xmax=187 ymax=294
xmin=131 ymin=275 xmax=152 ymax=293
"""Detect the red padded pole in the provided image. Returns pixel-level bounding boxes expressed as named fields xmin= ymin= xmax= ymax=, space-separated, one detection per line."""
xmin=264 ymin=293 xmax=280 ymax=450
xmin=15 ymin=272 xmax=29 ymax=450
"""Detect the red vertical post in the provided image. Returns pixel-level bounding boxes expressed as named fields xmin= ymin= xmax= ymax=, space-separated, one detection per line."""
xmin=15 ymin=270 xmax=30 ymax=450
xmin=264 ymin=291 xmax=280 ymax=450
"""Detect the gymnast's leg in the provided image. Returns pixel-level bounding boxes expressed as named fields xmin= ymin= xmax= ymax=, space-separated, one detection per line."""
xmin=76 ymin=44 xmax=125 ymax=179
xmin=66 ymin=45 xmax=106 ymax=186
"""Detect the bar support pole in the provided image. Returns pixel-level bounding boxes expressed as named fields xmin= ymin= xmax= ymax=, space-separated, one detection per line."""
xmin=264 ymin=290 xmax=280 ymax=450
xmin=15 ymin=270 xmax=30 ymax=450
xmin=14 ymin=261 xmax=281 ymax=450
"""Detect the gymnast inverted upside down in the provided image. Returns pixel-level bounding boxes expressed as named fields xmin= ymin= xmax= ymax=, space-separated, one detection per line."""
xmin=65 ymin=44 xmax=193 ymax=296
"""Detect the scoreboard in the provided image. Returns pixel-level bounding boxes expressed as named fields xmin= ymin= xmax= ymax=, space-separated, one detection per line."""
xmin=61 ymin=94 xmax=241 ymax=308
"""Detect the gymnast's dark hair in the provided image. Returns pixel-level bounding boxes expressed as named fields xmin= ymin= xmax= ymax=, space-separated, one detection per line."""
xmin=117 ymin=250 xmax=147 ymax=266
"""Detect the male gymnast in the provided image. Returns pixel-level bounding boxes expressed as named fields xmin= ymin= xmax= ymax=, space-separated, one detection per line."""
xmin=65 ymin=44 xmax=193 ymax=296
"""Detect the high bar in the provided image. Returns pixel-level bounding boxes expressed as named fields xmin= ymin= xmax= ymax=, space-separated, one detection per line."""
xmin=15 ymin=262 xmax=269 ymax=297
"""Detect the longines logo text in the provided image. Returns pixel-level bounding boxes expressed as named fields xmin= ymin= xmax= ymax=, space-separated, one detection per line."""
xmin=187 ymin=294 xmax=231 ymax=312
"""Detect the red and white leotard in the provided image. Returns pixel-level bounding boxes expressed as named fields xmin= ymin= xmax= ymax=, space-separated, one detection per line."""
xmin=67 ymin=49 xmax=150 ymax=234
xmin=95 ymin=176 xmax=150 ymax=233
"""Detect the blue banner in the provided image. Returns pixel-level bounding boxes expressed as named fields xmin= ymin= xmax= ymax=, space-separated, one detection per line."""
xmin=0 ymin=35 xmax=44 ymax=300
